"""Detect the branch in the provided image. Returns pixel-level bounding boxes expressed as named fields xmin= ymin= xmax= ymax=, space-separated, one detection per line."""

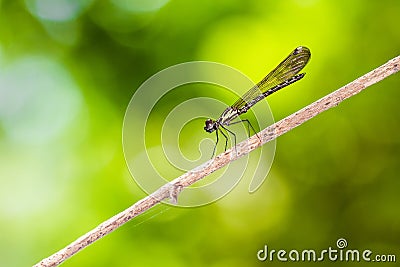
xmin=33 ymin=55 xmax=400 ymax=267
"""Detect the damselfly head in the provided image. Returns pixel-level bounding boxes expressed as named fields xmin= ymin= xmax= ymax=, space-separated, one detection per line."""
xmin=204 ymin=119 xmax=217 ymax=133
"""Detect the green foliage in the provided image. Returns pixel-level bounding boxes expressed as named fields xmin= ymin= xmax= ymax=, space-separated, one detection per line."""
xmin=0 ymin=0 xmax=399 ymax=266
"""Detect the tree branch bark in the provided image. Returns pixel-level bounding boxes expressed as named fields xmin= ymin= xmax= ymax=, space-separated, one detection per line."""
xmin=33 ymin=54 xmax=400 ymax=267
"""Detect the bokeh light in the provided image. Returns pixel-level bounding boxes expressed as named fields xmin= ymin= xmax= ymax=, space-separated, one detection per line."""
xmin=0 ymin=56 xmax=83 ymax=144
xmin=25 ymin=0 xmax=93 ymax=22
xmin=111 ymin=0 xmax=170 ymax=13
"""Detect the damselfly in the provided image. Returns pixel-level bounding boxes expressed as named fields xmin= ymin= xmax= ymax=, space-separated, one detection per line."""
xmin=204 ymin=46 xmax=311 ymax=156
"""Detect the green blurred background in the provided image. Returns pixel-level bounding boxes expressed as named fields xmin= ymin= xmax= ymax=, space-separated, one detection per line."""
xmin=1 ymin=0 xmax=399 ymax=266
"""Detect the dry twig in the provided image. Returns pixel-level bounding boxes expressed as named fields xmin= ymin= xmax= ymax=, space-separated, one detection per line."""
xmin=33 ymin=54 xmax=399 ymax=267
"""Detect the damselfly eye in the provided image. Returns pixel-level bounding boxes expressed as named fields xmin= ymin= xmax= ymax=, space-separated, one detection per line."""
xmin=204 ymin=119 xmax=215 ymax=133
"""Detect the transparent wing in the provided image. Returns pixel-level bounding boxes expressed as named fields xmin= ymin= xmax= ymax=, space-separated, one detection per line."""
xmin=232 ymin=46 xmax=311 ymax=109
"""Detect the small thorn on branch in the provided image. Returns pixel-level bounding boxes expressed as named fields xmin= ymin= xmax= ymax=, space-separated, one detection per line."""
xmin=167 ymin=183 xmax=183 ymax=204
